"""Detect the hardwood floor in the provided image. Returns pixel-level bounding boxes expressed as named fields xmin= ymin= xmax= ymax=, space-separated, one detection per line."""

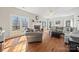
xmin=0 ymin=43 xmax=2 ymax=52
xmin=3 ymin=36 xmax=28 ymax=52
xmin=3 ymin=30 xmax=69 ymax=52
xmin=28 ymin=30 xmax=69 ymax=52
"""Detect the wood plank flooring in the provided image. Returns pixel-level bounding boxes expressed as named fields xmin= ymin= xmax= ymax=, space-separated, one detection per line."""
xmin=3 ymin=36 xmax=28 ymax=52
xmin=28 ymin=30 xmax=69 ymax=52
xmin=2 ymin=30 xmax=69 ymax=52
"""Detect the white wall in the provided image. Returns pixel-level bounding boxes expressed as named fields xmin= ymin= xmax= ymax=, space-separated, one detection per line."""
xmin=49 ymin=15 xmax=74 ymax=27
xmin=32 ymin=14 xmax=79 ymax=30
xmin=0 ymin=7 xmax=37 ymax=38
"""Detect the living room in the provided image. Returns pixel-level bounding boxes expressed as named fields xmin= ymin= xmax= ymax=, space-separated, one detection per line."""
xmin=0 ymin=7 xmax=79 ymax=52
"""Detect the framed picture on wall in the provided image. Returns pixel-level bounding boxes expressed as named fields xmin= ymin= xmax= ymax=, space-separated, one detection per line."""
xmin=55 ymin=20 xmax=60 ymax=25
xmin=35 ymin=16 xmax=39 ymax=20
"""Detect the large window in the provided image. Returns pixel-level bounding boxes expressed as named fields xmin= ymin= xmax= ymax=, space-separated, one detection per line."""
xmin=11 ymin=16 xmax=29 ymax=31
xmin=20 ymin=16 xmax=29 ymax=28
xmin=11 ymin=16 xmax=20 ymax=31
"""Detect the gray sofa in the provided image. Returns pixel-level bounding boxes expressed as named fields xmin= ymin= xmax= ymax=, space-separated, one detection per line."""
xmin=26 ymin=32 xmax=43 ymax=43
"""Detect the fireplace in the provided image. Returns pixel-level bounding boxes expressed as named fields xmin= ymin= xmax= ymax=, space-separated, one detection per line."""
xmin=34 ymin=25 xmax=40 ymax=31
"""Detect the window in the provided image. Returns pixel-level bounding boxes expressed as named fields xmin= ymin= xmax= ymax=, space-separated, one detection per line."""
xmin=11 ymin=16 xmax=29 ymax=31
xmin=11 ymin=16 xmax=20 ymax=31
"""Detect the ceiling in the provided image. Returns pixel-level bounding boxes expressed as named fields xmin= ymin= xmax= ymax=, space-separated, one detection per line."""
xmin=17 ymin=7 xmax=79 ymax=18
